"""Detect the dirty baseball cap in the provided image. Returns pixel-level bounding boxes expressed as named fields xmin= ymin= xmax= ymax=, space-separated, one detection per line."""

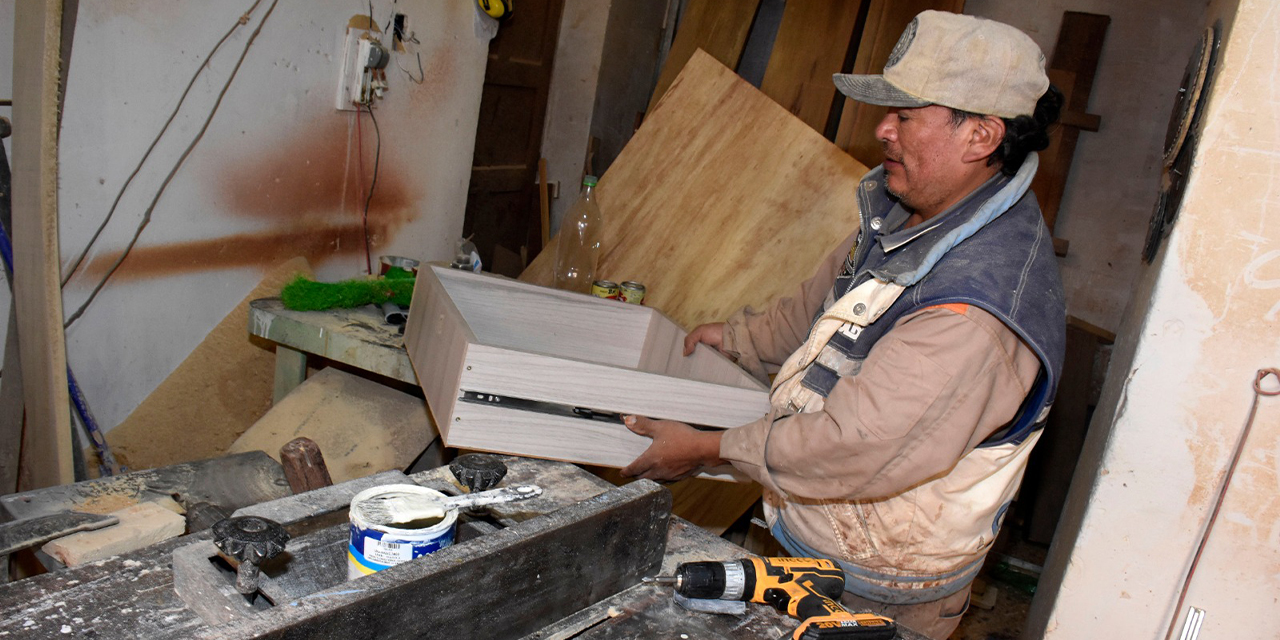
xmin=832 ymin=11 xmax=1048 ymax=119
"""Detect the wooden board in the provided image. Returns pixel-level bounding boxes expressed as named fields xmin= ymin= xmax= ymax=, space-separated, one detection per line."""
xmin=525 ymin=50 xmax=869 ymax=331
xmin=759 ymin=0 xmax=864 ymax=133
xmin=101 ymin=258 xmax=312 ymax=472
xmin=12 ymin=0 xmax=73 ymax=489
xmin=227 ymin=367 xmax=437 ymax=484
xmin=646 ymin=0 xmax=762 ymax=113
xmin=833 ymin=0 xmax=966 ymax=167
xmin=1031 ymin=11 xmax=1111 ymax=232
xmin=405 ymin=266 xmax=767 ymax=477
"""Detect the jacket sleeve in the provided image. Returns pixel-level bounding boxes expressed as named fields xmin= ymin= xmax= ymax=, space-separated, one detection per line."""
xmin=718 ymin=304 xmax=1041 ymax=501
xmin=720 ymin=231 xmax=859 ymax=382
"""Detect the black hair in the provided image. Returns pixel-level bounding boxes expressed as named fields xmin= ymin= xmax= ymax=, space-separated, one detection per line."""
xmin=949 ymin=84 xmax=1064 ymax=176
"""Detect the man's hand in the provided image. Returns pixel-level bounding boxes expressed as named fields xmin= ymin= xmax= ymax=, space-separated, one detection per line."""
xmin=683 ymin=322 xmax=728 ymax=356
xmin=620 ymin=416 xmax=725 ymax=482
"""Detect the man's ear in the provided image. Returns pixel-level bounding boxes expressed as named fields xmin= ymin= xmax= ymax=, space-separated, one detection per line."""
xmin=963 ymin=116 xmax=1006 ymax=163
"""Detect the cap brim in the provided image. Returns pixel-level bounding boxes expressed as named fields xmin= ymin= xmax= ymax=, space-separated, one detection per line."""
xmin=832 ymin=74 xmax=931 ymax=108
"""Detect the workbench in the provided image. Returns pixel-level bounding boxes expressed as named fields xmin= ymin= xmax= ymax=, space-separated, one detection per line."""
xmin=248 ymin=298 xmax=414 ymax=403
xmin=0 ymin=457 xmax=929 ymax=639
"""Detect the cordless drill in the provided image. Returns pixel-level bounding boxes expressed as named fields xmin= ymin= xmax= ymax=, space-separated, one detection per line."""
xmin=645 ymin=557 xmax=897 ymax=640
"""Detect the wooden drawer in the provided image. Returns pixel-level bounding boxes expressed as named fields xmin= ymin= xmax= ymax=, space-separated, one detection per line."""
xmin=404 ymin=266 xmax=769 ymax=479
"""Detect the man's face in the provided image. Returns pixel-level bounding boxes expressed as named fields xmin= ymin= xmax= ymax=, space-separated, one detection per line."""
xmin=875 ymin=105 xmax=978 ymax=218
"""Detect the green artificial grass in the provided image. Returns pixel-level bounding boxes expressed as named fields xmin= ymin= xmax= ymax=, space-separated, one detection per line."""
xmin=280 ymin=274 xmax=415 ymax=311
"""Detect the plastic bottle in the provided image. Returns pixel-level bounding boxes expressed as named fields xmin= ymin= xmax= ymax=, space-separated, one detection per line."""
xmin=553 ymin=175 xmax=602 ymax=293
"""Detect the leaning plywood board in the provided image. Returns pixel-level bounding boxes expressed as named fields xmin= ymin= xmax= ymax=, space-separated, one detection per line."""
xmin=524 ymin=50 xmax=868 ymax=331
xmin=647 ymin=1 xmax=762 ymax=113
xmin=404 ymin=266 xmax=769 ymax=479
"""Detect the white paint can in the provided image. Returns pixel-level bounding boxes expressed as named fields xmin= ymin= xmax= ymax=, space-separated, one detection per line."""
xmin=347 ymin=484 xmax=457 ymax=580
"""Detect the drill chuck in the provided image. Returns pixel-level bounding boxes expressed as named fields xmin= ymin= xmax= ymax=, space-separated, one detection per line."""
xmin=668 ymin=560 xmax=751 ymax=600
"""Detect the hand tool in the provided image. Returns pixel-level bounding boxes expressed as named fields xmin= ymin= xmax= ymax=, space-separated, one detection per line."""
xmin=449 ymin=453 xmax=507 ymax=492
xmin=353 ymin=484 xmax=542 ymax=526
xmin=645 ymin=557 xmax=897 ymax=640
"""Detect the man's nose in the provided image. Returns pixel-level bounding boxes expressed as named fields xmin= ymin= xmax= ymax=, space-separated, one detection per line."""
xmin=875 ymin=114 xmax=897 ymax=143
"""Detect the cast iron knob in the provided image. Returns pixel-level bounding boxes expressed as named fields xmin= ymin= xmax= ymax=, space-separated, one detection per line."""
xmin=212 ymin=516 xmax=290 ymax=594
xmin=449 ymin=454 xmax=507 ymax=493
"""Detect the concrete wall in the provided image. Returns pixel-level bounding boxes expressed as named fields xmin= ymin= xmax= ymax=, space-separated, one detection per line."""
xmin=43 ymin=1 xmax=489 ymax=434
xmin=965 ymin=0 xmax=1210 ymax=332
xmin=1028 ymin=0 xmax=1280 ymax=636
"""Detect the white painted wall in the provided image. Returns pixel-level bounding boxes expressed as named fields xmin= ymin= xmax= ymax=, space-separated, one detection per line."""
xmin=50 ymin=1 xmax=490 ymax=434
xmin=965 ymin=0 xmax=1209 ymax=333
xmin=1029 ymin=0 xmax=1280 ymax=636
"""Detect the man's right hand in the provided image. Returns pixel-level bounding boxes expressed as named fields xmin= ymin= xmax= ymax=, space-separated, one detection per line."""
xmin=683 ymin=322 xmax=728 ymax=356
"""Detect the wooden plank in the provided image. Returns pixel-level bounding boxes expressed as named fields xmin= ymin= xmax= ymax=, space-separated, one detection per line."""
xmin=834 ymin=0 xmax=966 ymax=167
xmin=1033 ymin=13 xmax=1111 ymax=232
xmin=759 ymin=0 xmax=864 ymax=133
xmin=191 ymin=481 xmax=672 ymax=640
xmin=404 ymin=267 xmax=476 ymax=442
xmin=12 ymin=0 xmax=73 ymax=488
xmin=227 ymin=367 xmax=437 ymax=484
xmin=646 ymin=0 xmax=762 ymax=113
xmin=525 ymin=50 xmax=869 ymax=331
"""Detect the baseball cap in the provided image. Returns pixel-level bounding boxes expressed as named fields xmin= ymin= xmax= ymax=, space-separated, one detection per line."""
xmin=832 ymin=11 xmax=1048 ymax=119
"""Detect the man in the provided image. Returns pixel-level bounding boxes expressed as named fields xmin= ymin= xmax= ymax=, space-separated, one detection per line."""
xmin=620 ymin=11 xmax=1066 ymax=639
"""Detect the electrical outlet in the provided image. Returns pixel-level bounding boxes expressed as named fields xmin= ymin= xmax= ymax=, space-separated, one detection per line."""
xmin=335 ymin=28 xmax=389 ymax=111
xmin=335 ymin=28 xmax=366 ymax=111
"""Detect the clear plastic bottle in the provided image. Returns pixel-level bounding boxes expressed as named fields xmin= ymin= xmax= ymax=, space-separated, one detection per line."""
xmin=553 ymin=175 xmax=602 ymax=293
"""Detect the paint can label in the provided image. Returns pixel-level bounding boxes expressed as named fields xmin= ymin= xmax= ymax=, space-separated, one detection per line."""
xmin=347 ymin=484 xmax=457 ymax=580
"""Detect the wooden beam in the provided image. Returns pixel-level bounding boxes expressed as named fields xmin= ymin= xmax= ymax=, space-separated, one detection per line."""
xmin=833 ymin=0 xmax=966 ymax=167
xmin=646 ymin=0 xmax=762 ymax=113
xmin=1031 ymin=13 xmax=1111 ymax=232
xmin=12 ymin=0 xmax=74 ymax=488
xmin=759 ymin=0 xmax=863 ymax=133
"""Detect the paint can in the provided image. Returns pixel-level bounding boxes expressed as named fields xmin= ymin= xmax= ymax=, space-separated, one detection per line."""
xmin=347 ymin=484 xmax=457 ymax=580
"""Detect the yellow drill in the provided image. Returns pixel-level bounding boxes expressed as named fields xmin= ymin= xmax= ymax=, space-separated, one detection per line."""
xmin=646 ymin=556 xmax=897 ymax=639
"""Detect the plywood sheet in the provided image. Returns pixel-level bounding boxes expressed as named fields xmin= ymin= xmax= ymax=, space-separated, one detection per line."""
xmin=647 ymin=0 xmax=762 ymax=113
xmin=525 ymin=50 xmax=869 ymax=331
xmin=834 ymin=0 xmax=965 ymax=167
xmin=227 ymin=367 xmax=435 ymax=484
xmin=759 ymin=0 xmax=864 ymax=133
xmin=101 ymin=258 xmax=312 ymax=471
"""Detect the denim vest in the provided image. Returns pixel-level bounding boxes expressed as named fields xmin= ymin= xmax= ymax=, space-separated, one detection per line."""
xmin=799 ymin=165 xmax=1065 ymax=446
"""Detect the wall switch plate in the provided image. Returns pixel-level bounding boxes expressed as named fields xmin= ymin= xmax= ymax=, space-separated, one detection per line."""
xmin=335 ymin=28 xmax=384 ymax=111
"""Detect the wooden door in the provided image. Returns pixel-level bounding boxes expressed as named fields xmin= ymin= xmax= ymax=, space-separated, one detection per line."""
xmin=463 ymin=0 xmax=565 ymax=276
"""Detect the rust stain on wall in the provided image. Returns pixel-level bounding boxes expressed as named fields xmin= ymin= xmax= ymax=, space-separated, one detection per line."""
xmin=81 ymin=113 xmax=419 ymax=281
xmin=83 ymin=223 xmax=389 ymax=280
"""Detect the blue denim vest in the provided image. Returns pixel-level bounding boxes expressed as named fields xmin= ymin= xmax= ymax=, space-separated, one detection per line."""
xmin=799 ymin=164 xmax=1066 ymax=446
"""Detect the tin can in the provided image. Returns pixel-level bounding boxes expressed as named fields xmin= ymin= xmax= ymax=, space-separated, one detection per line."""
xmin=347 ymin=484 xmax=457 ymax=580
xmin=619 ymin=281 xmax=646 ymax=305
xmin=591 ymin=280 xmax=620 ymax=299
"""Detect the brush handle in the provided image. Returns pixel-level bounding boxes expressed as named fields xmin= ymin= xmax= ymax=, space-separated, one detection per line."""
xmin=442 ymin=485 xmax=542 ymax=510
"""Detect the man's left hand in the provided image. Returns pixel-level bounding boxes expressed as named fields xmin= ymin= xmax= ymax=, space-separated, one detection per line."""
xmin=620 ymin=416 xmax=725 ymax=482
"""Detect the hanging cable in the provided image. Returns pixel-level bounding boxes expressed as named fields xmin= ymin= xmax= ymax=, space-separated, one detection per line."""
xmin=63 ymin=0 xmax=282 ymax=329
xmin=1163 ymin=368 xmax=1280 ymax=640
xmin=60 ymin=0 xmax=266 ymax=287
xmin=361 ymin=102 xmax=382 ymax=275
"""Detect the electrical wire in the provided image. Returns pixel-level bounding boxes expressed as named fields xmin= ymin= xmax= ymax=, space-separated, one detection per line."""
xmin=62 ymin=0 xmax=282 ymax=329
xmin=361 ymin=102 xmax=382 ymax=275
xmin=60 ymin=0 xmax=265 ymax=287
xmin=1162 ymin=368 xmax=1280 ymax=640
